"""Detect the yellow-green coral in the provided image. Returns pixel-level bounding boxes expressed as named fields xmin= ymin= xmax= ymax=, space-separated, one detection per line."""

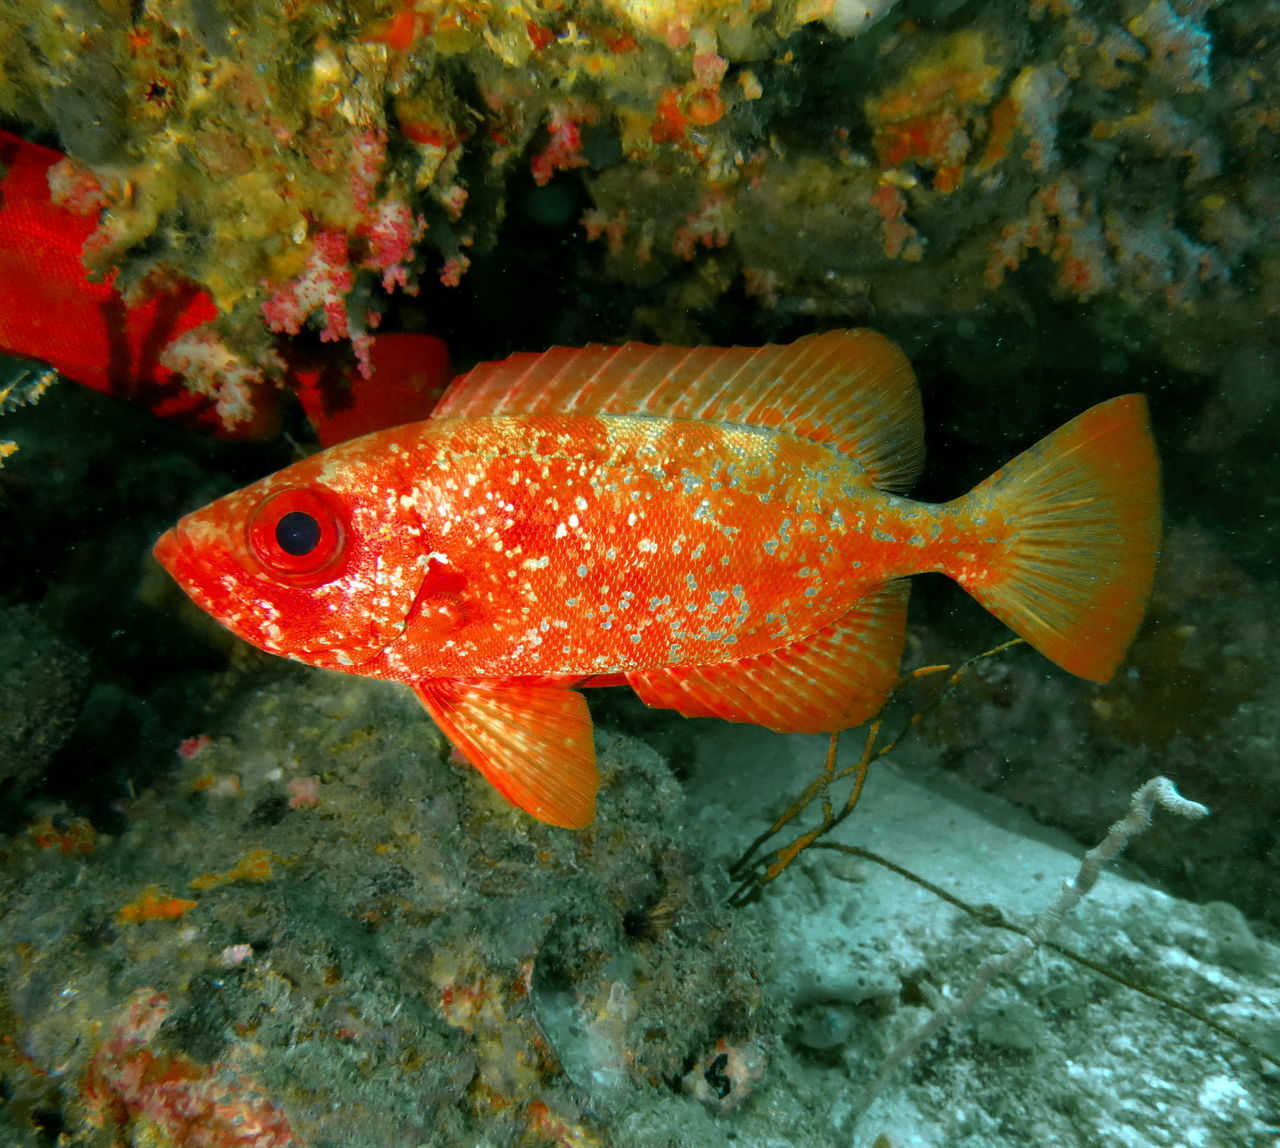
xmin=0 ymin=0 xmax=1271 ymax=399
xmin=0 ymin=360 xmax=57 ymax=465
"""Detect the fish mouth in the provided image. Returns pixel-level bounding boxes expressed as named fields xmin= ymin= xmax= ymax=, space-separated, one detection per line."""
xmin=152 ymin=519 xmax=210 ymax=592
xmin=152 ymin=523 xmax=185 ymax=578
xmin=152 ymin=518 xmax=224 ymax=612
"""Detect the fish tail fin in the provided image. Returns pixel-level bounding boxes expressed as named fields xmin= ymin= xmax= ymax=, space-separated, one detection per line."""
xmin=945 ymin=394 xmax=1161 ymax=682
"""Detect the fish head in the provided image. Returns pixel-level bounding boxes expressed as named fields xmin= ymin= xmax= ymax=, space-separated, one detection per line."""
xmin=153 ymin=433 xmax=430 ymax=672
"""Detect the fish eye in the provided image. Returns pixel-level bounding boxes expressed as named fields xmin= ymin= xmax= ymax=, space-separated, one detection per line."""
xmin=247 ymin=486 xmax=349 ymax=585
xmin=276 ymin=510 xmax=322 ymax=556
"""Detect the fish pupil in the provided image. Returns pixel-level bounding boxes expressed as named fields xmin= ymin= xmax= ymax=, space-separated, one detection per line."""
xmin=276 ymin=511 xmax=321 ymax=556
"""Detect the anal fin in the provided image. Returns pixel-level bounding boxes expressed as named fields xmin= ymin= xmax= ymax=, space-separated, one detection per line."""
xmin=412 ymin=680 xmax=598 ymax=829
xmin=626 ymin=581 xmax=910 ymax=734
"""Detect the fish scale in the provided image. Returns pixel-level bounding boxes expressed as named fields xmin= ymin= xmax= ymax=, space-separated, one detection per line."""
xmin=378 ymin=413 xmax=892 ymax=680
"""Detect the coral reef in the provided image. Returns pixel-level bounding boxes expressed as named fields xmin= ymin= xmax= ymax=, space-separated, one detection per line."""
xmin=0 ymin=0 xmax=837 ymax=420
xmin=0 ymin=0 xmax=1271 ymax=422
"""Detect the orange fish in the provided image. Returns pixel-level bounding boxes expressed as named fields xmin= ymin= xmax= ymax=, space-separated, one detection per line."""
xmin=153 ymin=330 xmax=1160 ymax=828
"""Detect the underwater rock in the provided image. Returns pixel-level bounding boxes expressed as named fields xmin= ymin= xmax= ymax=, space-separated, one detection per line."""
xmin=0 ymin=670 xmax=776 ymax=1145
xmin=0 ymin=605 xmax=88 ymax=798
xmin=684 ymin=725 xmax=1280 ymax=1146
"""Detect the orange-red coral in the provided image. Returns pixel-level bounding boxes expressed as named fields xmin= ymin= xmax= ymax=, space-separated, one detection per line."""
xmin=82 ymin=990 xmax=298 ymax=1147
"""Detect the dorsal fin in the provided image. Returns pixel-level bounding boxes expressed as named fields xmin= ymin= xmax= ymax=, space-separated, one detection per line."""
xmin=433 ymin=330 xmax=925 ymax=492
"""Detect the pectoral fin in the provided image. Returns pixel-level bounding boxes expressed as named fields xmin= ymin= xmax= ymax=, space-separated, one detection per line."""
xmin=411 ymin=680 xmax=598 ymax=829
